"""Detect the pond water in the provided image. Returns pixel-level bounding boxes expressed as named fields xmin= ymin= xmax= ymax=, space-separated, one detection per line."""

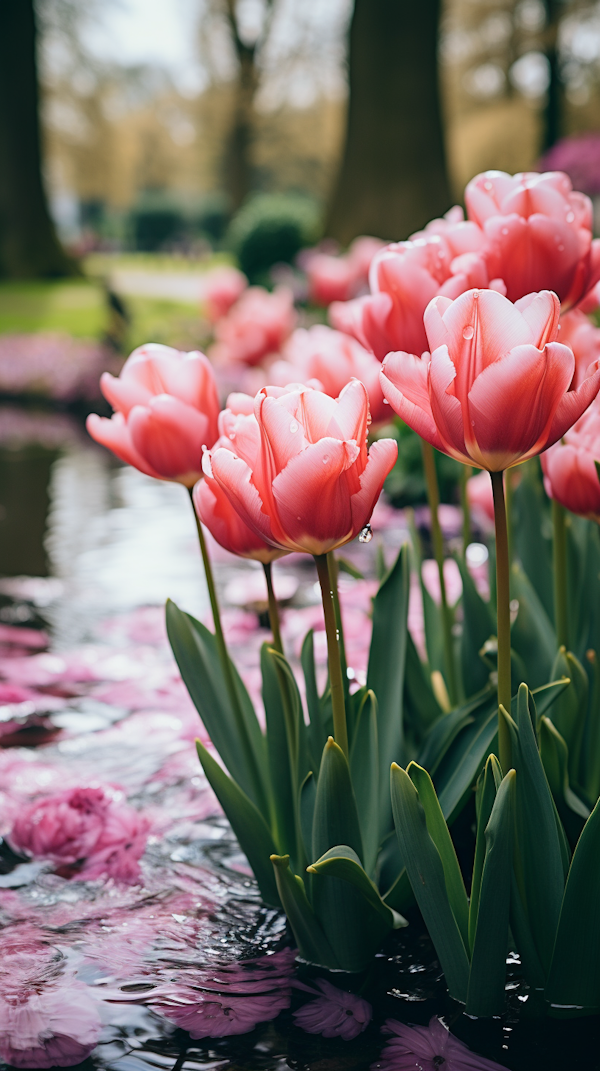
xmin=0 ymin=405 xmax=597 ymax=1071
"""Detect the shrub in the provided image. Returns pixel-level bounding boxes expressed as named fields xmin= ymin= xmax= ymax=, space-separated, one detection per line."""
xmin=227 ymin=193 xmax=320 ymax=281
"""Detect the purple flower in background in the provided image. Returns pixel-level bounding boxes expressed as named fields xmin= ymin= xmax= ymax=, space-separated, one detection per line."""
xmin=293 ymin=978 xmax=372 ymax=1040
xmin=373 ymin=1017 xmax=506 ymax=1071
xmin=538 ymin=134 xmax=600 ymax=198
xmin=153 ymin=947 xmax=296 ymax=1038
xmin=7 ymin=785 xmax=149 ymax=883
xmin=0 ymin=334 xmax=120 ymax=402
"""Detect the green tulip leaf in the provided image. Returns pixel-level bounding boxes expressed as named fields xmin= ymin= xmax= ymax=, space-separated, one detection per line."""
xmin=308 ymin=845 xmax=407 ymax=929
xmin=539 ymin=715 xmax=589 ymax=848
xmin=366 ymin=543 xmax=410 ymax=830
xmin=457 ymin=555 xmax=494 ymax=699
xmin=391 ymin=763 xmax=470 ymax=1003
xmin=546 ymin=794 xmax=600 ymax=1011
xmin=407 ymin=762 xmax=469 ymax=951
xmin=167 ymin=601 xmax=268 ymax=815
xmin=469 ymin=754 xmax=503 ymax=953
xmin=196 ymin=741 xmax=279 ymax=907
xmin=350 ymin=689 xmax=380 ymax=876
xmin=466 ymin=770 xmax=516 ymax=1018
xmin=270 ymin=854 xmax=338 ymax=968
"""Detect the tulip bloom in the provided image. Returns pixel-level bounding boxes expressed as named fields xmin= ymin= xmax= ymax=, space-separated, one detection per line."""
xmin=465 ymin=170 xmax=600 ymax=308
xmin=194 ymin=398 xmax=288 ymax=563
xmin=380 ymin=288 xmax=600 ymax=472
xmin=542 ymin=403 xmax=600 ymax=522
xmin=329 ymin=215 xmax=497 ymax=361
xmin=206 ymin=381 xmax=398 ymax=555
xmin=306 ymin=236 xmax=384 ymax=306
xmin=210 ymin=286 xmax=296 ymax=367
xmin=559 ymin=307 xmax=600 ymax=389
xmin=87 ymin=343 xmax=220 ymax=487
xmin=270 ymin=325 xmax=388 ymax=423
xmin=202 ymin=265 xmax=248 ymax=323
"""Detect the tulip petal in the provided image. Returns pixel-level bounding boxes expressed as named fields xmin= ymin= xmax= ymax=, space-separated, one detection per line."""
xmin=428 ymin=346 xmax=469 ymax=463
xmin=542 ymin=442 xmax=600 ymax=519
xmin=350 ymin=438 xmax=398 ymax=537
xmin=271 ymin=438 xmax=361 ymax=554
xmin=330 ymin=378 xmax=370 ymax=442
xmin=467 ymin=342 xmax=574 ymax=470
xmin=100 ymin=371 xmax=153 ymax=416
xmin=128 ymin=396 xmax=210 ymax=485
xmin=380 ymin=351 xmax=446 ymax=451
xmin=86 ymin=412 xmax=161 ymax=478
xmin=545 ymin=360 xmax=600 ymax=447
xmin=514 ymin=291 xmax=560 ymax=347
xmin=260 ymin=394 xmax=309 ymax=470
xmin=193 ymin=477 xmax=281 ymax=562
xmin=210 ymin=448 xmax=280 ymax=547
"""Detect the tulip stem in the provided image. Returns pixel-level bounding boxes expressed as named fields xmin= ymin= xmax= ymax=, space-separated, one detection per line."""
xmin=552 ymin=498 xmax=569 ymax=650
xmin=490 ymin=470 xmax=512 ymax=772
xmin=421 ymin=441 xmax=458 ymax=706
xmin=263 ymin=562 xmax=283 ymax=654
xmin=460 ymin=465 xmax=472 ymax=558
xmin=315 ymin=553 xmax=349 ymax=758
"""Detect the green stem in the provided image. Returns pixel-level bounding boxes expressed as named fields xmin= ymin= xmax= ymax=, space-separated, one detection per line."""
xmin=421 ymin=440 xmax=458 ymax=706
xmin=315 ymin=552 xmax=349 ymax=758
xmin=327 ymin=551 xmax=349 ymax=705
xmin=460 ymin=465 xmax=472 ymax=558
xmin=552 ymin=498 xmax=569 ymax=650
xmin=263 ymin=561 xmax=283 ymax=654
xmin=490 ymin=471 xmax=512 ymax=772
xmin=505 ymin=468 xmax=513 ymax=565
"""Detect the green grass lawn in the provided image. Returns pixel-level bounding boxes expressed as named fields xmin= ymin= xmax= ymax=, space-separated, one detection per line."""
xmin=0 ymin=280 xmax=107 ymax=337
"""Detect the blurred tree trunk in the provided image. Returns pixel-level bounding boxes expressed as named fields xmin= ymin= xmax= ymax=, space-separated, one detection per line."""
xmin=541 ymin=0 xmax=563 ymax=151
xmin=326 ymin=0 xmax=452 ymax=245
xmin=222 ymin=0 xmax=274 ymax=212
xmin=0 ymin=0 xmax=77 ymax=277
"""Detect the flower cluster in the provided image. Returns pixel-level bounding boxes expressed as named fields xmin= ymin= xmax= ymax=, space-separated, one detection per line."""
xmin=8 ymin=785 xmax=149 ymax=883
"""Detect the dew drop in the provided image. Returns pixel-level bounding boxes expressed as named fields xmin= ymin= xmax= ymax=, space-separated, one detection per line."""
xmin=463 ymin=325 xmax=474 ymax=340
xmin=358 ymin=523 xmax=373 ymax=543
xmin=289 ymin=421 xmax=299 ymax=433
xmin=566 ymin=211 xmax=575 ymax=223
xmin=501 ymin=226 xmax=509 ymax=236
xmin=229 ymin=432 xmax=236 ymax=440
xmin=557 ymin=244 xmax=564 ymax=252
xmin=322 ymin=454 xmax=330 ymax=464
xmin=484 ymin=180 xmax=493 ymax=191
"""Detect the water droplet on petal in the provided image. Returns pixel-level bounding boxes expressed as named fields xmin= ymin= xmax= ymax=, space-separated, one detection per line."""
xmin=557 ymin=244 xmax=564 ymax=252
xmin=463 ymin=325 xmax=474 ymax=340
xmin=484 ymin=181 xmax=493 ymax=191
xmin=322 ymin=454 xmax=329 ymax=464
xmin=290 ymin=421 xmax=299 ymax=433
xmin=229 ymin=432 xmax=236 ymax=440
xmin=501 ymin=226 xmax=509 ymax=236
xmin=358 ymin=523 xmax=373 ymax=543
xmin=566 ymin=211 xmax=575 ymax=223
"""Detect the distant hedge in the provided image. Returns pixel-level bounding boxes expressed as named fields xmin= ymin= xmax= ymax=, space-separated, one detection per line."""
xmin=227 ymin=194 xmax=320 ymax=280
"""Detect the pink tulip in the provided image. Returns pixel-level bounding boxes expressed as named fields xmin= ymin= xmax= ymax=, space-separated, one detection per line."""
xmin=202 ymin=265 xmax=248 ymax=323
xmin=307 ymin=236 xmax=384 ymax=306
xmin=87 ymin=343 xmax=220 ymax=487
xmin=465 ymin=169 xmax=600 ymax=308
xmin=194 ymin=395 xmax=289 ymax=562
xmin=373 ymin=1017 xmax=505 ymax=1071
xmin=330 ymin=215 xmax=495 ymax=362
xmin=210 ymin=286 xmax=297 ymax=367
xmin=206 ymin=381 xmax=398 ymax=555
xmin=466 ymin=469 xmax=495 ymax=523
xmin=541 ymin=402 xmax=600 ymax=521
xmin=381 ymin=288 xmax=600 ymax=471
xmin=270 ymin=325 xmax=389 ymax=423
xmin=558 ymin=307 xmax=600 ymax=388
xmin=8 ymin=785 xmax=149 ymax=883
xmin=293 ymin=978 xmax=372 ymax=1040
